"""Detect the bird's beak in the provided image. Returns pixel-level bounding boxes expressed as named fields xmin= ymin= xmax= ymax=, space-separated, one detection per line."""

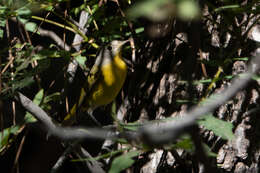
xmin=119 ymin=39 xmax=130 ymax=47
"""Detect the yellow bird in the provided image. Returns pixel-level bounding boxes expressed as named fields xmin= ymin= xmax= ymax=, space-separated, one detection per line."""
xmin=63 ymin=40 xmax=128 ymax=125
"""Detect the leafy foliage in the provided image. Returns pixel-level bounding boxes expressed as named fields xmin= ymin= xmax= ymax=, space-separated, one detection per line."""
xmin=198 ymin=114 xmax=235 ymax=140
xmin=0 ymin=0 xmax=259 ymax=172
xmin=109 ymin=150 xmax=141 ymax=173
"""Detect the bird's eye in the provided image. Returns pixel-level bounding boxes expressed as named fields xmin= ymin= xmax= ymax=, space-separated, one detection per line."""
xmin=107 ymin=45 xmax=112 ymax=51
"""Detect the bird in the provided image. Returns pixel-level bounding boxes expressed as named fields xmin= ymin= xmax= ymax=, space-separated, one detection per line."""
xmin=62 ymin=40 xmax=129 ymax=125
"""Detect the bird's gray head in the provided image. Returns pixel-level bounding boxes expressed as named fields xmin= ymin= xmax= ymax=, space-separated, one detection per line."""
xmin=109 ymin=40 xmax=129 ymax=57
xmin=95 ymin=40 xmax=129 ymax=66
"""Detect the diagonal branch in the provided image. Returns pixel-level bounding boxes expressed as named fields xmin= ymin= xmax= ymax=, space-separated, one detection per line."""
xmin=16 ymin=54 xmax=260 ymax=145
xmin=138 ymin=53 xmax=260 ymax=145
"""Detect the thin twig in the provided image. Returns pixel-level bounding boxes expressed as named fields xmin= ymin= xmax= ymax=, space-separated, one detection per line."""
xmin=22 ymin=18 xmax=42 ymax=90
xmin=37 ymin=27 xmax=71 ymax=51
xmin=6 ymin=19 xmax=16 ymax=125
xmin=65 ymin=11 xmax=89 ymax=115
xmin=31 ymin=15 xmax=75 ymax=33
xmin=51 ymin=142 xmax=79 ymax=173
xmin=11 ymin=128 xmax=26 ymax=173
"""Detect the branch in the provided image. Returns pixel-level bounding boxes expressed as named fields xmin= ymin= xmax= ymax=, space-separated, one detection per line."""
xmin=37 ymin=27 xmax=70 ymax=51
xmin=16 ymin=92 xmax=117 ymax=140
xmin=137 ymin=53 xmax=260 ymax=145
xmin=67 ymin=10 xmax=89 ymax=83
xmin=16 ymin=54 xmax=260 ymax=145
xmin=37 ymin=27 xmax=71 ymax=51
xmin=72 ymin=11 xmax=89 ymax=51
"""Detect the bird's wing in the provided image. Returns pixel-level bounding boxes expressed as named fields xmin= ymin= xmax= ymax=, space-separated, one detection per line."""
xmin=80 ymin=46 xmax=109 ymax=108
xmin=63 ymin=46 xmax=111 ymax=125
xmin=86 ymin=64 xmax=101 ymax=91
xmin=84 ymin=46 xmax=108 ymax=92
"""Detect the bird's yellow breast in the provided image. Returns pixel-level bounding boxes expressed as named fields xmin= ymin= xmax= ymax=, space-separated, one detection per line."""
xmin=86 ymin=54 xmax=127 ymax=108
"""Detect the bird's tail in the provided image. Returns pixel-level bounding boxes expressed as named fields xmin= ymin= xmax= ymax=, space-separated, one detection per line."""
xmin=62 ymin=88 xmax=87 ymax=126
xmin=62 ymin=104 xmax=77 ymax=126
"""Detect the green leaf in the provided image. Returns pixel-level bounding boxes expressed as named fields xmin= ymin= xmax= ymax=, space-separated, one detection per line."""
xmin=0 ymin=29 xmax=3 ymax=38
xmin=24 ymin=89 xmax=44 ymax=123
xmin=214 ymin=4 xmax=240 ymax=12
xmin=174 ymin=137 xmax=194 ymax=151
xmin=44 ymin=5 xmax=54 ymax=11
xmin=232 ymin=57 xmax=249 ymax=61
xmin=121 ymin=122 xmax=142 ymax=131
xmin=43 ymin=92 xmax=60 ymax=104
xmin=0 ymin=6 xmax=8 ymax=14
xmin=126 ymin=27 xmax=144 ymax=36
xmin=15 ymin=58 xmax=31 ymax=72
xmin=0 ymin=19 xmax=6 ymax=27
xmin=75 ymin=55 xmax=87 ymax=68
xmin=111 ymin=101 xmax=117 ymax=121
xmin=135 ymin=27 xmax=144 ymax=34
xmin=197 ymin=114 xmax=235 ymax=140
xmin=25 ymin=22 xmax=39 ymax=33
xmin=12 ymin=76 xmax=34 ymax=90
xmin=109 ymin=150 xmax=140 ymax=173
xmin=0 ymin=125 xmax=21 ymax=153
xmin=203 ymin=143 xmax=217 ymax=157
xmin=72 ymin=148 xmax=128 ymax=162
xmin=33 ymin=89 xmax=44 ymax=105
xmin=252 ymin=75 xmax=260 ymax=81
xmin=177 ymin=0 xmax=200 ymax=20
xmin=193 ymin=79 xmax=212 ymax=85
xmin=0 ymin=19 xmax=5 ymax=38
xmin=127 ymin=0 xmax=171 ymax=21
xmin=16 ymin=6 xmax=31 ymax=17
